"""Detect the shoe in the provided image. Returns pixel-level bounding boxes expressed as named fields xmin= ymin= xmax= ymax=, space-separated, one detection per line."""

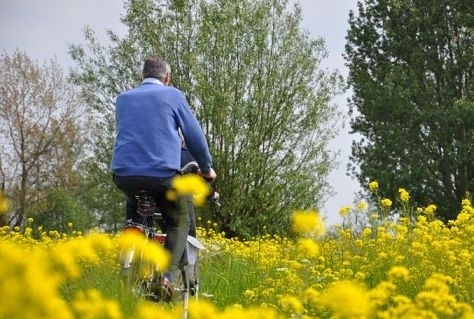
xmin=161 ymin=277 xmax=174 ymax=302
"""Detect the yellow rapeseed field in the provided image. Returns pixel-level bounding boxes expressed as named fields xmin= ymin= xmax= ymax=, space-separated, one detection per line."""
xmin=1 ymin=184 xmax=474 ymax=318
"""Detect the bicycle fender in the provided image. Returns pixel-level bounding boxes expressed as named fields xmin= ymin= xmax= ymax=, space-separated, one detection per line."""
xmin=186 ymin=235 xmax=205 ymax=250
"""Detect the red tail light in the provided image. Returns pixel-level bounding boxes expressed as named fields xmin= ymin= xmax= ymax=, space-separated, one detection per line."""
xmin=154 ymin=233 xmax=166 ymax=244
xmin=123 ymin=225 xmax=144 ymax=234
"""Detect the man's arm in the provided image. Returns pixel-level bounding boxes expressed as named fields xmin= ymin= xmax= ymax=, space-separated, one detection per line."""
xmin=175 ymin=92 xmax=215 ymax=180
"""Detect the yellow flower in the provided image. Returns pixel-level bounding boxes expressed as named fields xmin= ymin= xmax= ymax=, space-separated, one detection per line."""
xmin=424 ymin=204 xmax=437 ymax=216
xmin=369 ymin=181 xmax=379 ymax=192
xmin=301 ymin=287 xmax=319 ymax=305
xmin=189 ymin=299 xmax=219 ymax=318
xmin=319 ymin=281 xmax=372 ymax=318
xmin=355 ymin=272 xmax=366 ymax=280
xmin=388 ymin=266 xmax=410 ymax=282
xmin=369 ymin=281 xmax=397 ymax=307
xmin=291 ymin=210 xmax=325 ymax=235
xmin=135 ymin=302 xmax=181 ymax=318
xmin=167 ymin=174 xmax=210 ymax=206
xmin=398 ymin=188 xmax=410 ymax=202
xmin=361 ymin=228 xmax=372 ymax=237
xmin=117 ymin=231 xmax=170 ymax=272
xmin=380 ymin=198 xmax=392 ymax=208
xmin=243 ymin=289 xmax=256 ymax=299
xmin=297 ymin=238 xmax=320 ymax=257
xmin=72 ymin=289 xmax=123 ymax=319
xmin=0 ymin=241 xmax=73 ymax=319
xmin=338 ymin=205 xmax=351 ymax=217
xmin=357 ymin=200 xmax=368 ymax=211
xmin=279 ymin=295 xmax=303 ymax=314
xmin=461 ymin=198 xmax=471 ymax=207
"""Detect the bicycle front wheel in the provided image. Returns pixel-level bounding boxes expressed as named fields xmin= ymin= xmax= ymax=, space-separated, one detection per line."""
xmin=172 ymin=265 xmax=190 ymax=300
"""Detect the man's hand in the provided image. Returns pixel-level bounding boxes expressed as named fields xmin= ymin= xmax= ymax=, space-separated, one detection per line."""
xmin=201 ymin=168 xmax=217 ymax=182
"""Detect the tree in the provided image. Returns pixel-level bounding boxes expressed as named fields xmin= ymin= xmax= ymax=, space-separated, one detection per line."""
xmin=345 ymin=0 xmax=474 ymax=221
xmin=70 ymin=0 xmax=344 ymax=236
xmin=0 ymin=50 xmax=93 ymax=229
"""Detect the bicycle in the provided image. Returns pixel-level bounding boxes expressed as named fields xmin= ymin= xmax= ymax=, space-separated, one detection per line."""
xmin=119 ymin=161 xmax=213 ymax=317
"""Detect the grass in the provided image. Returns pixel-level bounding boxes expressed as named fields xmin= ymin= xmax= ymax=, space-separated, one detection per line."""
xmin=199 ymin=251 xmax=259 ymax=307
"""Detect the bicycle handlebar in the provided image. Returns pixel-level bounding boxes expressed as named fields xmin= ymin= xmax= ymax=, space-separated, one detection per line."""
xmin=179 ymin=161 xmax=200 ymax=174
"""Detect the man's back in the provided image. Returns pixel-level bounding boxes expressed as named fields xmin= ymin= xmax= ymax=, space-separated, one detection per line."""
xmin=112 ymin=80 xmax=183 ymax=178
xmin=111 ymin=77 xmax=213 ymax=178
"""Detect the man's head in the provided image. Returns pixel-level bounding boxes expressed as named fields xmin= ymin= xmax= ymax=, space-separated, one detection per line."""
xmin=142 ymin=56 xmax=171 ymax=85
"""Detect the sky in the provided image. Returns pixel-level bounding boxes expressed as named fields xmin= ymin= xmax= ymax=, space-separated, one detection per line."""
xmin=0 ymin=0 xmax=361 ymax=225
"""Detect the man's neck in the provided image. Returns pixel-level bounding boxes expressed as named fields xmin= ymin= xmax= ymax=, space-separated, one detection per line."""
xmin=142 ymin=78 xmax=164 ymax=85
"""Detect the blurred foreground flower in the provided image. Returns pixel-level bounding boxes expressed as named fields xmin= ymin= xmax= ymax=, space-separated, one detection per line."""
xmin=279 ymin=295 xmax=303 ymax=315
xmin=117 ymin=231 xmax=170 ymax=272
xmin=167 ymin=174 xmax=211 ymax=206
xmin=319 ymin=281 xmax=372 ymax=318
xmin=291 ymin=210 xmax=325 ymax=236
xmin=297 ymin=238 xmax=320 ymax=257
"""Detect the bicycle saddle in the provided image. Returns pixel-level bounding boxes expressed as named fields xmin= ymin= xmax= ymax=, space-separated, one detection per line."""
xmin=134 ymin=190 xmax=157 ymax=216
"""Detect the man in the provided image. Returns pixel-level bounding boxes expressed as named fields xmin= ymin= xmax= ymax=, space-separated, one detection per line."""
xmin=111 ymin=56 xmax=216 ymax=295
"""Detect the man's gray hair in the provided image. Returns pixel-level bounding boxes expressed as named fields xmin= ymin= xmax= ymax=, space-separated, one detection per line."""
xmin=142 ymin=56 xmax=170 ymax=80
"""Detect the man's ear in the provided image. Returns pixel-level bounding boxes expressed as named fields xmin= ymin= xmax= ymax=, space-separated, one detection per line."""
xmin=164 ymin=72 xmax=171 ymax=86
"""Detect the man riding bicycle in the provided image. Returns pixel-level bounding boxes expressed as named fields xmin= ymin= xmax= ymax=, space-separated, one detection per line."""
xmin=111 ymin=56 xmax=217 ymax=297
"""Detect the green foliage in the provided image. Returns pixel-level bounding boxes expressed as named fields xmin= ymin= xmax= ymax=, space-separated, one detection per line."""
xmin=29 ymin=188 xmax=94 ymax=233
xmin=70 ymin=0 xmax=344 ymax=237
xmin=345 ymin=0 xmax=474 ymax=221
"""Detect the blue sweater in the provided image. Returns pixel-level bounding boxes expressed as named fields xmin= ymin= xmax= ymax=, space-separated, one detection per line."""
xmin=111 ymin=79 xmax=212 ymax=177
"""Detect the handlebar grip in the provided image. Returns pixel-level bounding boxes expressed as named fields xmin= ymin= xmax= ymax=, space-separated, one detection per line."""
xmin=203 ymin=176 xmax=215 ymax=183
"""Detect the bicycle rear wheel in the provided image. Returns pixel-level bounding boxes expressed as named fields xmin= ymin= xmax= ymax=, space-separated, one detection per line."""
xmin=120 ymin=246 xmax=159 ymax=301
